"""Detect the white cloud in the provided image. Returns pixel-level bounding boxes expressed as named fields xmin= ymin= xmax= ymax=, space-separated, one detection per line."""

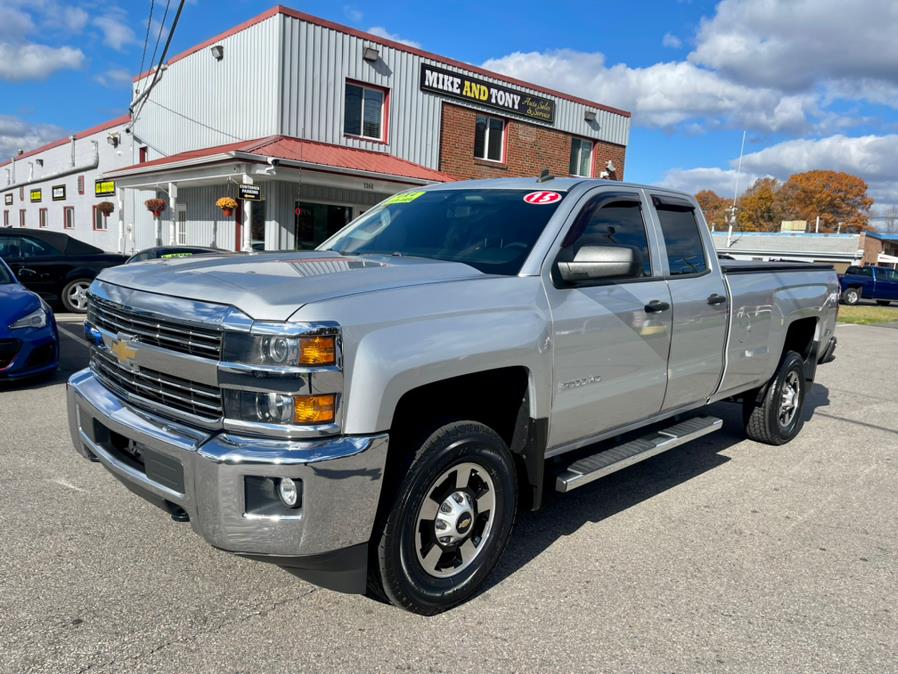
xmin=344 ymin=6 xmax=363 ymax=23
xmin=662 ymin=33 xmax=682 ymax=49
xmin=94 ymin=67 xmax=133 ymax=88
xmin=661 ymin=166 xmax=761 ymax=199
xmin=0 ymin=42 xmax=84 ymax=80
xmin=0 ymin=7 xmax=34 ymax=39
xmin=690 ymin=0 xmax=898 ymax=94
xmin=0 ymin=115 xmax=66 ymax=159
xmin=93 ymin=12 xmax=136 ymax=51
xmin=482 ymin=49 xmax=818 ymax=133
xmin=367 ymin=26 xmax=421 ymax=49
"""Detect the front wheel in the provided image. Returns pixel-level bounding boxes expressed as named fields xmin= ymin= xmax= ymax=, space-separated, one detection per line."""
xmin=743 ymin=351 xmax=807 ymax=445
xmin=369 ymin=421 xmax=517 ymax=615
xmin=841 ymin=287 xmax=861 ymax=305
xmin=61 ymin=279 xmax=92 ymax=313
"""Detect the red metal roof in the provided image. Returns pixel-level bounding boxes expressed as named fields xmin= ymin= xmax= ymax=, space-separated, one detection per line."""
xmin=135 ymin=5 xmax=630 ymax=119
xmin=0 ymin=115 xmax=130 ymax=169
xmin=106 ymin=135 xmax=454 ymax=184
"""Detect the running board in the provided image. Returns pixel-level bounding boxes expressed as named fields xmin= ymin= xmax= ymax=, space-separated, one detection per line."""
xmin=555 ymin=416 xmax=723 ymax=493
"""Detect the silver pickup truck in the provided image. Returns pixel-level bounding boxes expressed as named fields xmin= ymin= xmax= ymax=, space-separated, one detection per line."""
xmin=67 ymin=177 xmax=838 ymax=614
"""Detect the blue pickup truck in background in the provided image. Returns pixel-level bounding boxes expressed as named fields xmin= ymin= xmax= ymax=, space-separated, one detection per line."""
xmin=839 ymin=265 xmax=898 ymax=305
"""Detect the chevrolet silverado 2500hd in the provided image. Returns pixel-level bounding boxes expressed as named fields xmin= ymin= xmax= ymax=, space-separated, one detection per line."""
xmin=67 ymin=178 xmax=839 ymax=614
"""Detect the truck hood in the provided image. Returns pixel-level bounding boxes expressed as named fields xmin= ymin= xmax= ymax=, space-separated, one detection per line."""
xmin=96 ymin=251 xmax=488 ymax=320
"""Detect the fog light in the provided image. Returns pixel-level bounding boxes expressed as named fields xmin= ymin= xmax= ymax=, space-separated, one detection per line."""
xmin=278 ymin=478 xmax=300 ymax=508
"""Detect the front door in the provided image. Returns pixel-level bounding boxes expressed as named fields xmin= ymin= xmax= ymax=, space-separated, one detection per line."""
xmin=546 ymin=190 xmax=672 ymax=450
xmin=649 ymin=194 xmax=729 ymax=410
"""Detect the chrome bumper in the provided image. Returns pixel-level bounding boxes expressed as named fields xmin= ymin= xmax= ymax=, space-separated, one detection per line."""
xmin=66 ymin=368 xmax=388 ymax=559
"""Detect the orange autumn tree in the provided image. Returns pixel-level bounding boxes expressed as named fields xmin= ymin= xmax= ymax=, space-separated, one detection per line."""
xmin=695 ymin=190 xmax=729 ymax=229
xmin=737 ymin=177 xmax=784 ymax=231
xmin=778 ymin=170 xmax=873 ymax=232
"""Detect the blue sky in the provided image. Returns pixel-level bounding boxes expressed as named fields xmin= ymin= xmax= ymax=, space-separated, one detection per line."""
xmin=2 ymin=0 xmax=897 ymax=214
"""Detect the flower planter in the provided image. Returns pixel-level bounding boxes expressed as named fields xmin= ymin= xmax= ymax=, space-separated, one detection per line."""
xmin=221 ymin=207 xmax=233 ymax=217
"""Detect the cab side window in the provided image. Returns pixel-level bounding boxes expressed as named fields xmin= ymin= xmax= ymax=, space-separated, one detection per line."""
xmin=559 ymin=195 xmax=652 ymax=278
xmin=655 ymin=203 xmax=708 ymax=276
xmin=19 ymin=236 xmax=56 ymax=258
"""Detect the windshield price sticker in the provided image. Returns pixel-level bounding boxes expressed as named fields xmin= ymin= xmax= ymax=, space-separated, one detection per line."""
xmin=523 ymin=191 xmax=562 ymax=205
xmin=384 ymin=191 xmax=425 ymax=205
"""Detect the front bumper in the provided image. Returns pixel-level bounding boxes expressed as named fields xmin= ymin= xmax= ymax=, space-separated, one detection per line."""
xmin=67 ymin=368 xmax=388 ymax=592
xmin=0 ymin=324 xmax=58 ymax=380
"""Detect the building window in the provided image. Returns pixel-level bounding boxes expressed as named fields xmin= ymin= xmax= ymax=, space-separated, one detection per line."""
xmin=77 ymin=175 xmax=85 ymax=195
xmin=39 ymin=208 xmax=47 ymax=228
xmin=139 ymin=146 xmax=148 ymax=163
xmin=176 ymin=208 xmax=187 ymax=244
xmin=2 ymin=211 xmax=7 ymax=227
xmin=343 ymin=82 xmax=386 ymax=141
xmin=474 ymin=115 xmax=504 ymax=162
xmin=569 ymin=138 xmax=593 ymax=177
xmin=19 ymin=186 xmax=24 ymax=201
xmin=92 ymin=205 xmax=108 ymax=231
xmin=63 ymin=206 xmax=75 ymax=229
xmin=19 ymin=209 xmax=26 ymax=227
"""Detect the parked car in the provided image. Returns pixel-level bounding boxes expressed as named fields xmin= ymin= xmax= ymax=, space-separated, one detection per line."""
xmin=0 ymin=230 xmax=127 ymax=312
xmin=839 ymin=265 xmax=898 ymax=305
xmin=126 ymin=246 xmax=231 ymax=264
xmin=0 ymin=257 xmax=59 ymax=381
xmin=67 ymin=178 xmax=839 ymax=614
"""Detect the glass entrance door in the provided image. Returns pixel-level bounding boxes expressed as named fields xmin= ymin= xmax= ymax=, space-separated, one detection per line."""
xmin=294 ymin=202 xmax=353 ymax=249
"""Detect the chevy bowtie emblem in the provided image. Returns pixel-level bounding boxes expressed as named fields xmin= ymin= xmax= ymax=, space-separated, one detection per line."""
xmin=110 ymin=334 xmax=138 ymax=369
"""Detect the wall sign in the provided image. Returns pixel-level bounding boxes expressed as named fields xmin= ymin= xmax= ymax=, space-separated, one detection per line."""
xmin=420 ymin=63 xmax=556 ymax=124
xmin=95 ymin=179 xmax=115 ymax=197
xmin=52 ymin=185 xmax=66 ymax=201
xmin=30 ymin=189 xmax=42 ymax=203
xmin=3 ymin=193 xmax=11 ymax=206
xmin=238 ymin=184 xmax=262 ymax=201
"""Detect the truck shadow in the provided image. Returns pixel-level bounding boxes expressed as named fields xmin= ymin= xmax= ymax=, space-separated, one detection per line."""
xmin=487 ymin=384 xmax=832 ymax=592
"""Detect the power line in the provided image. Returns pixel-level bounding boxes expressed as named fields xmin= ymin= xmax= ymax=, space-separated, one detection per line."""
xmin=131 ymin=0 xmax=186 ymax=127
xmin=136 ymin=0 xmax=156 ymax=86
xmin=147 ymin=0 xmax=172 ymax=82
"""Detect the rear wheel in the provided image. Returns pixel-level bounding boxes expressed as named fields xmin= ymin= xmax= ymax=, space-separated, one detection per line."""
xmin=841 ymin=287 xmax=861 ymax=305
xmin=368 ymin=421 xmax=517 ymax=615
xmin=61 ymin=279 xmax=92 ymax=313
xmin=744 ymin=351 xmax=807 ymax=445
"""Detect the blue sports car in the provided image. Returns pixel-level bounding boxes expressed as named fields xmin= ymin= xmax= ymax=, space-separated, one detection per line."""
xmin=0 ymin=257 xmax=59 ymax=380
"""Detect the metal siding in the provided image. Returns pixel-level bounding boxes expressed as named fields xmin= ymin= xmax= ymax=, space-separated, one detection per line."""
xmin=280 ymin=15 xmax=629 ymax=171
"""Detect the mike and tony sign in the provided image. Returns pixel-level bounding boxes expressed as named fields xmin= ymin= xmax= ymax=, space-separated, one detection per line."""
xmin=420 ymin=64 xmax=555 ymax=124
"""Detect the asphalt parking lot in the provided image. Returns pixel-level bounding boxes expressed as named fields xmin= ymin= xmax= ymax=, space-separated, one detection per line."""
xmin=1 ymin=317 xmax=896 ymax=673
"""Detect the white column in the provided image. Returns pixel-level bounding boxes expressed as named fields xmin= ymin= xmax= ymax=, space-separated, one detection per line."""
xmin=241 ymin=175 xmax=253 ymax=252
xmin=116 ymin=189 xmax=125 ymax=254
xmin=154 ymin=215 xmax=161 ymax=246
xmin=168 ymin=182 xmax=178 ymax=245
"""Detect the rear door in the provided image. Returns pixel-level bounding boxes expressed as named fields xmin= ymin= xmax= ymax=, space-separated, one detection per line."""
xmin=649 ymin=194 xmax=728 ymax=411
xmin=876 ymin=268 xmax=898 ymax=300
xmin=545 ymin=188 xmax=672 ymax=449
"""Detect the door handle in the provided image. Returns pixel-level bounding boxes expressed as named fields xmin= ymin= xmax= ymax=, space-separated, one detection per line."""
xmin=644 ymin=300 xmax=670 ymax=314
xmin=707 ymin=293 xmax=727 ymax=306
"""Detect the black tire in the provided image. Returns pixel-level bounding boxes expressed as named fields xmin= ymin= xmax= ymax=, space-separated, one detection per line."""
xmin=61 ymin=278 xmax=92 ymax=313
xmin=876 ymin=300 xmax=891 ymax=306
xmin=368 ymin=421 xmax=517 ymax=615
xmin=841 ymin=287 xmax=861 ymax=305
xmin=744 ymin=351 xmax=807 ymax=445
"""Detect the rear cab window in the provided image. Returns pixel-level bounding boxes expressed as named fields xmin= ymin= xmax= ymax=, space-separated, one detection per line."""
xmin=652 ymin=195 xmax=708 ymax=276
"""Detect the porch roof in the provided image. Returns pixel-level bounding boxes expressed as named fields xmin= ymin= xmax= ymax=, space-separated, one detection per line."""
xmin=105 ymin=135 xmax=454 ymax=185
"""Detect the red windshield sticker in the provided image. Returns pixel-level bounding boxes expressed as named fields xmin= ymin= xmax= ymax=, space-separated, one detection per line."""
xmin=523 ymin=191 xmax=562 ymax=205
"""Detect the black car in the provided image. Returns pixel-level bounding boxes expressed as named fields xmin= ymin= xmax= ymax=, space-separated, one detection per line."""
xmin=0 ymin=230 xmax=127 ymax=313
xmin=126 ymin=245 xmax=230 ymax=263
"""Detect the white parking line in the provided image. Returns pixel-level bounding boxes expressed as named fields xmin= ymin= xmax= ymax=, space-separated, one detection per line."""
xmin=50 ymin=478 xmax=87 ymax=493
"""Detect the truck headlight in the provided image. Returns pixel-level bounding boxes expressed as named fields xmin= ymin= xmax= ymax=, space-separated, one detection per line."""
xmin=228 ymin=334 xmax=337 ymax=367
xmin=223 ymin=390 xmax=336 ymax=425
xmin=10 ymin=307 xmax=47 ymax=330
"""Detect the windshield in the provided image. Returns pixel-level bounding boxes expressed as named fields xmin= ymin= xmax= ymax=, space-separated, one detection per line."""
xmin=320 ymin=189 xmax=566 ymax=275
xmin=0 ymin=261 xmax=13 ymax=285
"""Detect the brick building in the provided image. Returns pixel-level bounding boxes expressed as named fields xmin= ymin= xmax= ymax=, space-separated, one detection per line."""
xmin=2 ymin=6 xmax=631 ymax=253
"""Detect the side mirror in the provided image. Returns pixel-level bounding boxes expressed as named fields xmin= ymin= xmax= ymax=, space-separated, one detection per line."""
xmin=557 ymin=245 xmax=637 ymax=282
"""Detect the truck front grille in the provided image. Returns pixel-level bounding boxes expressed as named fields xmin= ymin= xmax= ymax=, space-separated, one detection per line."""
xmin=90 ymin=347 xmax=223 ymax=421
xmin=87 ymin=295 xmax=222 ymax=360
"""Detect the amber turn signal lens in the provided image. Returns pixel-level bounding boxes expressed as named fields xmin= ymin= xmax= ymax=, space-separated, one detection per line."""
xmin=293 ymin=394 xmax=336 ymax=425
xmin=299 ymin=336 xmax=336 ymax=366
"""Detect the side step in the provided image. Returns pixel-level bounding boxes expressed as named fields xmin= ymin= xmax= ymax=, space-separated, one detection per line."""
xmin=555 ymin=416 xmax=723 ymax=493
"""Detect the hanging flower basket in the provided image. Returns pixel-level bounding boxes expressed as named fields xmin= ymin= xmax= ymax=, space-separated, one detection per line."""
xmin=145 ymin=198 xmax=166 ymax=217
xmin=216 ymin=197 xmax=238 ymax=218
xmin=97 ymin=201 xmax=115 ymax=216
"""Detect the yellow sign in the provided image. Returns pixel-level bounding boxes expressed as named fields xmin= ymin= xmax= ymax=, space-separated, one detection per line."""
xmin=383 ymin=191 xmax=425 ymax=206
xmin=30 ymin=189 xmax=42 ymax=203
xmin=95 ymin=180 xmax=116 ymax=197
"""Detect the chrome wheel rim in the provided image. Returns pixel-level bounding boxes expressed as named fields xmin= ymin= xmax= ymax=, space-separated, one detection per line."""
xmin=414 ymin=461 xmax=496 ymax=579
xmin=67 ymin=282 xmax=90 ymax=311
xmin=779 ymin=370 xmax=801 ymax=427
xmin=846 ymin=290 xmax=858 ymax=303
